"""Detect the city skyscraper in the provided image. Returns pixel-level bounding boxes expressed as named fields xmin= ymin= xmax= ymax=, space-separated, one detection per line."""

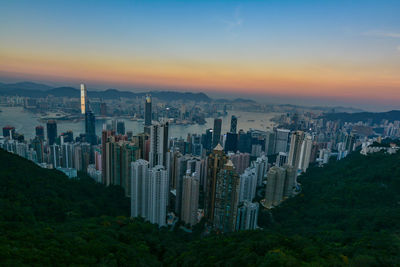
xmin=46 ymin=120 xmax=57 ymax=146
xmin=181 ymin=172 xmax=200 ymax=226
xmin=236 ymin=200 xmax=259 ymax=231
xmin=225 ymin=132 xmax=238 ymax=153
xmin=299 ymin=134 xmax=313 ymax=173
xmin=213 ymin=160 xmax=240 ymax=232
xmin=265 ymin=166 xmax=286 ymax=207
xmin=35 ymin=125 xmax=44 ymax=140
xmin=144 ymin=94 xmax=152 ymax=135
xmin=85 ymin=110 xmax=96 ymax=145
xmin=117 ymin=120 xmax=125 ymax=135
xmin=149 ymin=122 xmax=169 ymax=167
xmin=239 ymin=167 xmax=257 ymax=202
xmin=212 ymin=118 xmax=222 ymax=148
xmin=288 ymin=131 xmax=305 ymax=172
xmin=147 ymin=165 xmax=168 ymax=227
xmin=131 ymin=159 xmax=150 ymax=218
xmin=230 ymin=115 xmax=237 ymax=133
xmin=2 ymin=126 xmax=15 ymax=138
xmin=80 ymin=83 xmax=87 ymax=114
xmin=205 ymin=144 xmax=228 ymax=222
xmin=274 ymin=128 xmax=290 ymax=153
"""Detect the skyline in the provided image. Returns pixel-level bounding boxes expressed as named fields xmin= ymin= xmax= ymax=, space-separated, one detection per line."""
xmin=1 ymin=0 xmax=400 ymax=110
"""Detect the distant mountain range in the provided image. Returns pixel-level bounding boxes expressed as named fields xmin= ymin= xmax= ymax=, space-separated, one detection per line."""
xmin=0 ymin=82 xmax=212 ymax=102
xmin=321 ymin=110 xmax=400 ymax=123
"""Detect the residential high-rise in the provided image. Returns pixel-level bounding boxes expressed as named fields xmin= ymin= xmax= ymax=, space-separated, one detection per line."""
xmin=239 ymin=168 xmax=257 ymax=202
xmin=229 ymin=151 xmax=250 ymax=174
xmin=147 ymin=165 xmax=168 ymax=226
xmin=80 ymin=83 xmax=87 ymax=114
xmin=265 ymin=131 xmax=276 ymax=155
xmin=236 ymin=201 xmax=259 ymax=231
xmin=230 ymin=115 xmax=237 ymax=133
xmin=264 ymin=166 xmax=286 ymax=207
xmin=49 ymin=144 xmax=61 ymax=168
xmin=131 ymin=159 xmax=149 ymax=218
xmin=288 ymin=131 xmax=305 ymax=172
xmin=212 ymin=118 xmax=222 ymax=148
xmin=213 ymin=160 xmax=240 ymax=232
xmin=283 ymin=164 xmax=296 ymax=197
xmin=181 ymin=172 xmax=200 ymax=226
xmin=253 ymin=154 xmax=268 ymax=186
xmin=205 ymin=144 xmax=228 ymax=222
xmin=299 ymin=134 xmax=313 ymax=172
xmin=85 ymin=110 xmax=96 ymax=145
xmin=275 ymin=152 xmax=288 ymax=167
xmin=149 ymin=122 xmax=169 ymax=167
xmin=104 ymin=136 xmax=139 ymax=195
xmin=46 ymin=120 xmax=57 ymax=145
xmin=274 ymin=128 xmax=290 ymax=153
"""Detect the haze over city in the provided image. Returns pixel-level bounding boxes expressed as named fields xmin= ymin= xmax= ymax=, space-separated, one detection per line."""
xmin=1 ymin=1 xmax=400 ymax=110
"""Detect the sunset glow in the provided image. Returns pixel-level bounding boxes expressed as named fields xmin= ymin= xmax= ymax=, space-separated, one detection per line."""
xmin=1 ymin=1 xmax=400 ymax=108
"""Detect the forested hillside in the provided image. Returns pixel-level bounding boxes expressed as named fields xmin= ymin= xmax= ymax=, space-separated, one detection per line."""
xmin=0 ymin=148 xmax=399 ymax=266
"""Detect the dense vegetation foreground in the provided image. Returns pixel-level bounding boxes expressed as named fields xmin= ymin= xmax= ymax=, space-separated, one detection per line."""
xmin=0 ymin=148 xmax=399 ymax=266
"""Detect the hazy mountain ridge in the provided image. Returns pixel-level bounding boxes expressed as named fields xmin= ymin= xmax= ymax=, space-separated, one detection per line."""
xmin=321 ymin=110 xmax=400 ymax=123
xmin=0 ymin=82 xmax=211 ymax=102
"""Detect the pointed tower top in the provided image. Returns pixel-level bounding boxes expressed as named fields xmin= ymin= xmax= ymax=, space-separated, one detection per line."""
xmin=214 ymin=143 xmax=223 ymax=151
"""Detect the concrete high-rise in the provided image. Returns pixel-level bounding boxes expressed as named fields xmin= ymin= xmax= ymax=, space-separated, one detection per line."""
xmin=236 ymin=201 xmax=259 ymax=231
xmin=149 ymin=122 xmax=169 ymax=167
xmin=253 ymin=154 xmax=268 ymax=186
xmin=288 ymin=131 xmax=305 ymax=172
xmin=274 ymin=128 xmax=290 ymax=153
xmin=181 ymin=172 xmax=199 ymax=226
xmin=299 ymin=134 xmax=313 ymax=172
xmin=131 ymin=159 xmax=149 ymax=218
xmin=80 ymin=83 xmax=87 ymax=114
xmin=147 ymin=165 xmax=168 ymax=226
xmin=239 ymin=168 xmax=257 ymax=202
xmin=265 ymin=166 xmax=286 ymax=207
xmin=229 ymin=151 xmax=250 ymax=174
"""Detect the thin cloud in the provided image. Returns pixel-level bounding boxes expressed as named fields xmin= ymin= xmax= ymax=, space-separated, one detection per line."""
xmin=397 ymin=45 xmax=400 ymax=52
xmin=363 ymin=30 xmax=400 ymax=38
xmin=220 ymin=6 xmax=243 ymax=31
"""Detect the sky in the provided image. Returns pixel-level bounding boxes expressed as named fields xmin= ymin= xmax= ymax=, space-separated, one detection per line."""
xmin=1 ymin=0 xmax=400 ymax=111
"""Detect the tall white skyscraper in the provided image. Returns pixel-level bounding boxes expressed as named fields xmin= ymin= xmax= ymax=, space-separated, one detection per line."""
xmin=147 ymin=165 xmax=168 ymax=226
xmin=80 ymin=83 xmax=87 ymax=114
xmin=131 ymin=159 xmax=150 ymax=218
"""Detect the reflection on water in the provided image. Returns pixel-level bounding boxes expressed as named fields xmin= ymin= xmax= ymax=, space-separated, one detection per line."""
xmin=0 ymin=107 xmax=279 ymax=140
